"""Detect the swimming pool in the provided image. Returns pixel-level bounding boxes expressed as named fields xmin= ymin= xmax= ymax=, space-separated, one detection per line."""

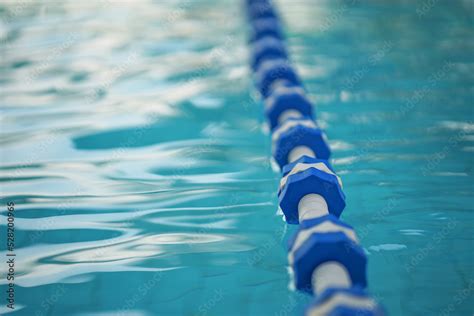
xmin=0 ymin=0 xmax=473 ymax=315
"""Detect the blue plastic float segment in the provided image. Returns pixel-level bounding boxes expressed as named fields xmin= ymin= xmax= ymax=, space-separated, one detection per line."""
xmin=281 ymin=156 xmax=336 ymax=177
xmin=294 ymin=215 xmax=355 ymax=238
xmin=286 ymin=214 xmax=355 ymax=252
xmin=305 ymin=287 xmax=385 ymax=316
xmin=278 ymin=168 xmax=345 ymax=223
xmin=272 ymin=120 xmax=331 ymax=168
xmin=251 ymin=37 xmax=288 ymax=71
xmin=245 ymin=0 xmax=270 ymax=6
xmin=247 ymin=1 xmax=278 ymax=21
xmin=256 ymin=59 xmax=301 ymax=97
xmin=288 ymin=215 xmax=367 ymax=292
xmin=291 ymin=232 xmax=367 ymax=292
xmin=265 ymin=79 xmax=304 ymax=100
xmin=264 ymin=87 xmax=314 ymax=130
xmin=249 ymin=17 xmax=284 ymax=43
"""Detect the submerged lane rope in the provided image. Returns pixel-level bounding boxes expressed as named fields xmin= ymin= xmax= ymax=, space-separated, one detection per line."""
xmin=244 ymin=1 xmax=386 ymax=315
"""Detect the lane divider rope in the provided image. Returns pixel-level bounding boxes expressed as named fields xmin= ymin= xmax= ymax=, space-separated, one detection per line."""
xmin=244 ymin=1 xmax=386 ymax=315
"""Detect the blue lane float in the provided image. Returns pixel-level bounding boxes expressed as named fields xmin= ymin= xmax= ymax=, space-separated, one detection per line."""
xmin=249 ymin=17 xmax=284 ymax=43
xmin=251 ymin=37 xmax=287 ymax=71
xmin=264 ymin=86 xmax=313 ymax=130
xmin=256 ymin=59 xmax=302 ymax=97
xmin=244 ymin=1 xmax=385 ymax=315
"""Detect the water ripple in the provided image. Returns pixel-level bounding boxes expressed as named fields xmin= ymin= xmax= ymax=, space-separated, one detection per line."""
xmin=0 ymin=0 xmax=472 ymax=315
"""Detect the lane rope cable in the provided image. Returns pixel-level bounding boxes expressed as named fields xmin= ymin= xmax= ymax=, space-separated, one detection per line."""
xmin=243 ymin=1 xmax=386 ymax=315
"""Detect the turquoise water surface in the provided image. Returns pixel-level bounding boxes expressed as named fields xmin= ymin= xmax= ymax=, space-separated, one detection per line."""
xmin=1 ymin=0 xmax=473 ymax=315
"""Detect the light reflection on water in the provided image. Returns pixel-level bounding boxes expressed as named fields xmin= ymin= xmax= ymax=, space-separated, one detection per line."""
xmin=0 ymin=0 xmax=473 ymax=315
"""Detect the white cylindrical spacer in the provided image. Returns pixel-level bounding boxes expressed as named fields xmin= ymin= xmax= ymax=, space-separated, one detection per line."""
xmin=311 ymin=261 xmax=351 ymax=296
xmin=298 ymin=194 xmax=329 ymax=222
xmin=288 ymin=145 xmax=315 ymax=163
xmin=278 ymin=109 xmax=302 ymax=125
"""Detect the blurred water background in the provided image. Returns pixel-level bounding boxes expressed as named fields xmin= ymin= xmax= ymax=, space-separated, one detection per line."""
xmin=0 ymin=0 xmax=473 ymax=315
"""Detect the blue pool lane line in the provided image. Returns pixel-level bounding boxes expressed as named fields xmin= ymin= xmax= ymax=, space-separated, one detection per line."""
xmin=244 ymin=1 xmax=386 ymax=315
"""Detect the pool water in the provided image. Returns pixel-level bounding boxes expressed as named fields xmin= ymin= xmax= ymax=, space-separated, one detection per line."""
xmin=0 ymin=0 xmax=473 ymax=315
